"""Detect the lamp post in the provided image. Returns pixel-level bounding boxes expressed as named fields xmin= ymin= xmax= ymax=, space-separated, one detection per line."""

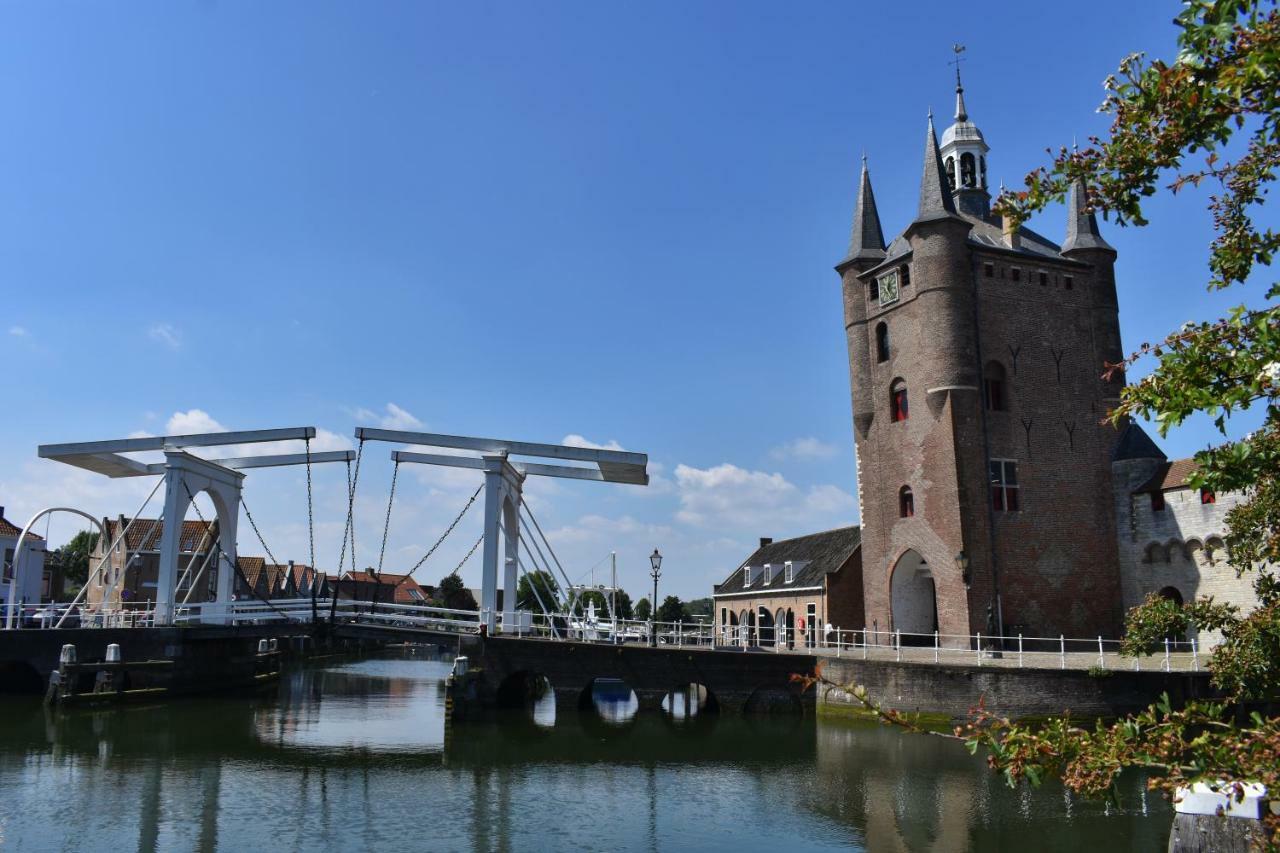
xmin=649 ymin=548 xmax=662 ymax=647
xmin=955 ymin=550 xmax=971 ymax=588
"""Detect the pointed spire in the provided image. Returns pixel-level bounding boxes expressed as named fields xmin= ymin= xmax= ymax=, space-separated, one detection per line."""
xmin=845 ymin=155 xmax=886 ymax=262
xmin=1062 ymin=178 xmax=1114 ymax=253
xmin=917 ymin=112 xmax=957 ymax=220
xmin=954 ymin=65 xmax=968 ymax=122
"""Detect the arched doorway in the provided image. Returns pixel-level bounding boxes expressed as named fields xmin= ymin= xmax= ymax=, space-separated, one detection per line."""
xmin=890 ymin=550 xmax=938 ymax=640
xmin=774 ymin=608 xmax=786 ymax=648
xmin=1158 ymin=586 xmax=1184 ymax=607
xmin=757 ymin=607 xmax=775 ymax=646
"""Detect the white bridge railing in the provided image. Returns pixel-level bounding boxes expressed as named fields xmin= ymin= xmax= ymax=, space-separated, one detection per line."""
xmin=4 ymin=601 xmax=1204 ymax=672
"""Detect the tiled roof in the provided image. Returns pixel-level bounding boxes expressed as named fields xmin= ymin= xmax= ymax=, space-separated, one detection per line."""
xmin=714 ymin=526 xmax=861 ymax=596
xmin=105 ymin=518 xmax=215 ymax=552
xmin=0 ymin=514 xmax=43 ymax=539
xmin=1136 ymin=458 xmax=1199 ymax=494
xmin=237 ymin=556 xmax=266 ymax=588
xmin=342 ymin=570 xmax=428 ymax=604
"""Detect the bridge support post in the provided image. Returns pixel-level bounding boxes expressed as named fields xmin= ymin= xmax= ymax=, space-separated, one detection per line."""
xmin=156 ymin=453 xmax=243 ymax=626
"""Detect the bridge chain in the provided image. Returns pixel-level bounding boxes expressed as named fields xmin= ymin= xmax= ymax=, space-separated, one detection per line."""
xmin=401 ymin=483 xmax=483 ymax=581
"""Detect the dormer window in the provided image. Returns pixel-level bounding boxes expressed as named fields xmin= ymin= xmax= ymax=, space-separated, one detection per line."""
xmin=742 ymin=566 xmax=752 ymax=588
xmin=763 ymin=564 xmax=772 ymax=585
xmin=784 ymin=561 xmax=794 ymax=583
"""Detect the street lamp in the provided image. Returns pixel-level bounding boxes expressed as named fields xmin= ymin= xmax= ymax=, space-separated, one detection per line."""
xmin=955 ymin=550 xmax=971 ymax=588
xmin=649 ymin=548 xmax=662 ymax=647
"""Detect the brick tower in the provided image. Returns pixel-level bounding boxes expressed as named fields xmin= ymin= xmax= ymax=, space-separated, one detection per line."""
xmin=836 ymin=74 xmax=1127 ymax=642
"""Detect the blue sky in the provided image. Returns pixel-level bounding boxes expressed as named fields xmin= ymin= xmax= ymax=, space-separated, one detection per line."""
xmin=0 ymin=2 xmax=1268 ymax=602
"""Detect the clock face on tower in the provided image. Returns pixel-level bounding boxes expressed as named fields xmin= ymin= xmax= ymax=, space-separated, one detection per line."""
xmin=877 ymin=270 xmax=900 ymax=307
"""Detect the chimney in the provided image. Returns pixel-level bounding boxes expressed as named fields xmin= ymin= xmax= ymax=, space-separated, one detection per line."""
xmin=1002 ymin=214 xmax=1020 ymax=251
xmin=759 ymin=537 xmax=773 ymax=548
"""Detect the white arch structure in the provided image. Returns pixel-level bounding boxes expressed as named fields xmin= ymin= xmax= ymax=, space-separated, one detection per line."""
xmin=3 ymin=507 xmax=105 ymax=630
xmin=33 ymin=427 xmax=354 ymax=627
xmin=355 ymin=428 xmax=649 ymax=633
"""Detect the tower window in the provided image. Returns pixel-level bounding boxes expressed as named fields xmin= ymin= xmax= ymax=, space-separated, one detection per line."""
xmin=1011 ymin=268 xmax=1022 ymax=283
xmin=1200 ymin=488 xmax=1216 ymax=505
xmin=898 ymin=486 xmax=914 ymax=518
xmin=960 ymin=152 xmax=976 ymax=188
xmin=1151 ymin=491 xmax=1166 ymax=512
xmin=890 ymin=380 xmax=909 ymax=422
xmin=900 ymin=265 xmax=910 ymax=287
xmin=983 ymin=361 xmax=1007 ymax=411
xmin=984 ymin=262 xmax=994 ymax=278
xmin=990 ymin=460 xmax=1020 ymax=512
xmin=1064 ymin=276 xmax=1074 ymax=290
xmin=1039 ymin=272 xmax=1048 ymax=286
xmin=945 ymin=156 xmax=956 ymax=190
xmin=868 ymin=278 xmax=879 ymax=302
xmin=875 ymin=322 xmax=890 ymax=363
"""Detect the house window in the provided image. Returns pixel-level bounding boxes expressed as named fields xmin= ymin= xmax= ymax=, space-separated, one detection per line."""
xmin=1200 ymin=488 xmax=1216 ymax=505
xmin=1064 ymin=276 xmax=1074 ymax=290
xmin=720 ymin=607 xmax=727 ymax=628
xmin=784 ymin=561 xmax=794 ymax=583
xmin=875 ymin=322 xmax=890 ymax=362
xmin=763 ymin=564 xmax=772 ymax=585
xmin=877 ymin=270 xmax=901 ymax=306
xmin=899 ymin=486 xmax=914 ymax=518
xmin=1011 ymin=268 xmax=1022 ymax=282
xmin=743 ymin=566 xmax=752 ymax=587
xmin=983 ymin=361 xmax=1007 ymax=411
xmin=990 ymin=460 xmax=1020 ymax=511
xmin=1151 ymin=491 xmax=1166 ymax=512
xmin=1039 ymin=271 xmax=1048 ymax=286
xmin=890 ymin=380 xmax=909 ymax=422
xmin=2 ymin=548 xmax=12 ymax=582
xmin=900 ymin=264 xmax=911 ymax=287
xmin=984 ymin=262 xmax=994 ymax=278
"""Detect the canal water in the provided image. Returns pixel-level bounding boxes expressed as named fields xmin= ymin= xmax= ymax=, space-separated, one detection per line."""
xmin=0 ymin=650 xmax=1171 ymax=852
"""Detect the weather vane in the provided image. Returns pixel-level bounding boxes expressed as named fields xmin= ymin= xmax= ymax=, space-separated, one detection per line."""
xmin=949 ymin=43 xmax=967 ymax=87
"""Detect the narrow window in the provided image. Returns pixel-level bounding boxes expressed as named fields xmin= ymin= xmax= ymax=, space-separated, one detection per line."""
xmin=763 ymin=564 xmax=772 ymax=585
xmin=875 ymin=322 xmax=890 ymax=363
xmin=869 ymin=278 xmax=879 ymax=302
xmin=720 ymin=607 xmax=727 ymax=628
xmin=742 ymin=566 xmax=752 ymax=588
xmin=784 ymin=561 xmax=794 ymax=583
xmin=899 ymin=486 xmax=914 ymax=518
xmin=1064 ymin=276 xmax=1074 ymax=290
xmin=1039 ymin=271 xmax=1048 ymax=286
xmin=900 ymin=264 xmax=910 ymax=287
xmin=984 ymin=262 xmax=994 ymax=278
xmin=983 ymin=361 xmax=1007 ymax=411
xmin=1200 ymin=488 xmax=1216 ymax=505
xmin=960 ymin=152 xmax=976 ymax=188
xmin=990 ymin=460 xmax=1020 ymax=512
xmin=1151 ymin=491 xmax=1166 ymax=512
xmin=890 ymin=380 xmax=909 ymax=422
xmin=945 ymin=156 xmax=956 ymax=189
xmin=1011 ymin=268 xmax=1022 ymax=283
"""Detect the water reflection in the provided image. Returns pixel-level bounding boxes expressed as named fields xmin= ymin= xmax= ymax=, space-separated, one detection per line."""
xmin=0 ymin=651 xmax=1173 ymax=852
xmin=588 ymin=677 xmax=639 ymax=725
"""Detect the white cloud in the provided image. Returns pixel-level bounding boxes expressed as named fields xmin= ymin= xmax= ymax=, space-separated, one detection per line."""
xmin=148 ymin=323 xmax=182 ymax=350
xmin=354 ymin=403 xmax=424 ymax=431
xmin=770 ymin=437 xmax=838 ymax=461
xmin=673 ymin=462 xmax=855 ymax=530
xmin=8 ymin=325 xmax=28 ymax=337
xmin=545 ymin=513 xmax=672 ymax=546
xmin=562 ymin=434 xmax=625 ymax=451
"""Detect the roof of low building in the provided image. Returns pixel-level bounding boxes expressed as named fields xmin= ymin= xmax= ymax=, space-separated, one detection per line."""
xmin=1136 ymin=458 xmax=1199 ymax=494
xmin=0 ymin=512 xmax=43 ymax=540
xmin=105 ymin=517 xmax=215 ymax=552
xmin=236 ymin=556 xmax=267 ymax=588
xmin=714 ymin=525 xmax=861 ymax=596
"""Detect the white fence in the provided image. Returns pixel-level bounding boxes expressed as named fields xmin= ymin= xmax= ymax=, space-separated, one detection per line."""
xmin=2 ymin=600 xmax=1204 ymax=672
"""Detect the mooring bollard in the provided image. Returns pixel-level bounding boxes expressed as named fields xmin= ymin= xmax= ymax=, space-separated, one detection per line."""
xmin=1059 ymin=635 xmax=1066 ymax=670
xmin=1097 ymin=636 xmax=1106 ymax=670
xmin=934 ymin=631 xmax=940 ymax=663
xmin=453 ymin=656 xmax=469 ymax=677
xmin=60 ymin=644 xmax=77 ymax=666
xmin=258 ymin=639 xmax=269 ymax=654
xmin=1163 ymin=637 xmax=1171 ymax=672
xmin=1191 ymin=637 xmax=1199 ymax=671
xmin=105 ymin=644 xmax=121 ymax=663
xmin=976 ymin=632 xmax=983 ymax=667
xmin=269 ymin=638 xmax=279 ymax=652
xmin=1017 ymin=634 xmax=1023 ymax=668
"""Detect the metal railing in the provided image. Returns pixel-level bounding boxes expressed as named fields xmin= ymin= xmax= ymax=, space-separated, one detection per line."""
xmin=3 ymin=600 xmax=1206 ymax=672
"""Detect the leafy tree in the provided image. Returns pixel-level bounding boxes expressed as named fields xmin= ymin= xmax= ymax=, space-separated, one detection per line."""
xmin=516 ymin=570 xmax=560 ymax=612
xmin=613 ymin=588 xmax=634 ymax=620
xmin=829 ymin=3 xmax=1280 ymax=845
xmin=681 ymin=597 xmax=713 ymax=621
xmin=54 ymin=530 xmax=99 ymax=586
xmin=634 ymin=597 xmax=651 ymax=621
xmin=434 ymin=573 xmax=477 ymax=611
xmin=656 ymin=595 xmax=684 ymax=625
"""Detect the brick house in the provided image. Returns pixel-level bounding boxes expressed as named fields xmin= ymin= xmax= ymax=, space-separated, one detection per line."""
xmin=837 ymin=76 xmax=1126 ymax=642
xmin=712 ymin=527 xmax=862 ymax=649
xmin=1112 ymin=423 xmax=1261 ymax=647
xmin=336 ymin=570 xmax=429 ymax=605
xmin=87 ymin=517 xmax=219 ymax=610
